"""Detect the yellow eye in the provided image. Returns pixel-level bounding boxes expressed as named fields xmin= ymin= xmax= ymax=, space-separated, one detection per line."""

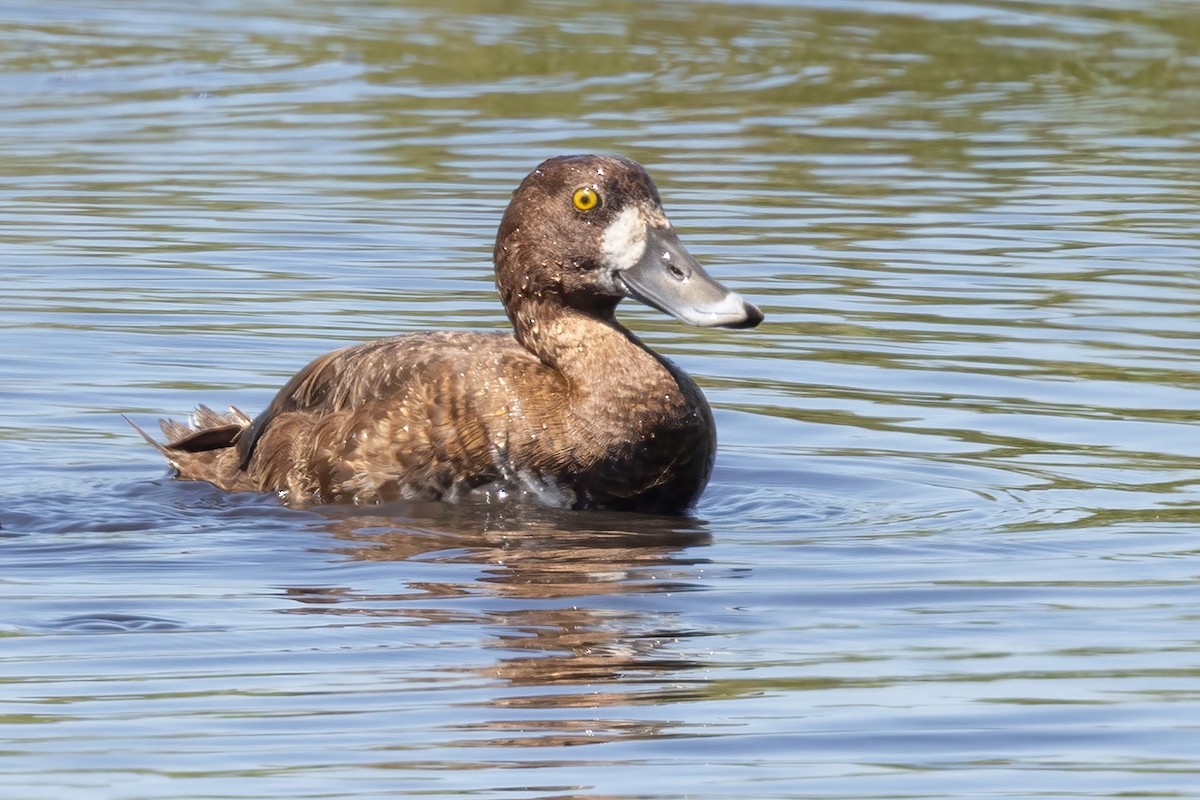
xmin=572 ymin=186 xmax=600 ymax=212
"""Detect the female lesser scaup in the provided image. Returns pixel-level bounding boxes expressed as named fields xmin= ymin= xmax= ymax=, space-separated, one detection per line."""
xmin=133 ymin=154 xmax=762 ymax=514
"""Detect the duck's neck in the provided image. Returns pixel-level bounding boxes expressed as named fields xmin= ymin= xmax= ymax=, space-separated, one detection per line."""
xmin=510 ymin=297 xmax=678 ymax=400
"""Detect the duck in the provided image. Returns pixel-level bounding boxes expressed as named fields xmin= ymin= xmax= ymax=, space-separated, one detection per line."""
xmin=131 ymin=154 xmax=763 ymax=514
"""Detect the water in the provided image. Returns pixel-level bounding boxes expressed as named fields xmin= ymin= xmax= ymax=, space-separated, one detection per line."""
xmin=3 ymin=0 xmax=1200 ymax=797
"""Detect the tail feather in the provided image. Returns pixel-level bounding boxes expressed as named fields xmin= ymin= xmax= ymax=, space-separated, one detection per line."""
xmin=189 ymin=404 xmax=251 ymax=434
xmin=155 ymin=405 xmax=251 ymax=452
xmin=126 ymin=406 xmax=258 ymax=492
xmin=122 ymin=414 xmax=170 ymax=455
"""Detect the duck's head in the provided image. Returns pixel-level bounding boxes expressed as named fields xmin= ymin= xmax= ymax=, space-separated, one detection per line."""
xmin=494 ymin=154 xmax=763 ymax=331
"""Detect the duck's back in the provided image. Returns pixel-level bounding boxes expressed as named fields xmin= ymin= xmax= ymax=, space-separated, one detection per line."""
xmin=240 ymin=330 xmax=557 ymax=505
xmin=158 ymin=327 xmax=715 ymax=512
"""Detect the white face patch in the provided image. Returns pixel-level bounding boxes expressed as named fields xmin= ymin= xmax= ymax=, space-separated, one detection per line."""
xmin=601 ymin=205 xmax=648 ymax=272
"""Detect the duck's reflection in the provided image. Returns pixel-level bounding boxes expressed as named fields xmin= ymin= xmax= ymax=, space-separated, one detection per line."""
xmin=279 ymin=500 xmax=718 ymax=747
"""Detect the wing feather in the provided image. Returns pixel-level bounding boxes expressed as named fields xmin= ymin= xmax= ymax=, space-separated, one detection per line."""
xmin=236 ymin=332 xmax=518 ymax=468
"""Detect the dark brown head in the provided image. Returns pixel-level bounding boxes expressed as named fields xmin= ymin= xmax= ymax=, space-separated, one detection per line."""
xmin=493 ymin=154 xmax=763 ymax=333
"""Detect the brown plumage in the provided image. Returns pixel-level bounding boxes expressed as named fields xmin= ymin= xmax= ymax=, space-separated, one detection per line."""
xmin=132 ymin=154 xmax=763 ymax=514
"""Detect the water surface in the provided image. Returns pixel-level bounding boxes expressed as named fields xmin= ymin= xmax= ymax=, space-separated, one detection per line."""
xmin=3 ymin=0 xmax=1200 ymax=797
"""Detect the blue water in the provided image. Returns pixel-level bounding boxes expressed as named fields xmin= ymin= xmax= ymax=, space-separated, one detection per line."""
xmin=4 ymin=0 xmax=1200 ymax=797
